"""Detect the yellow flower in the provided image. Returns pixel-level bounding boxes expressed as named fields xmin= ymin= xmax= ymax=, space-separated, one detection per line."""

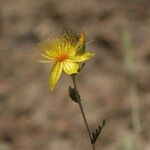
xmin=38 ymin=31 xmax=94 ymax=91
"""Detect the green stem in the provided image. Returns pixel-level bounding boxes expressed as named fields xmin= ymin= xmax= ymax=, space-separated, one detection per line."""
xmin=71 ymin=75 xmax=95 ymax=150
xmin=128 ymin=72 xmax=141 ymax=150
xmin=122 ymin=29 xmax=141 ymax=150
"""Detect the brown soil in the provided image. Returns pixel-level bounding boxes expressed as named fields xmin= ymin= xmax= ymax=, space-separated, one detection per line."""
xmin=0 ymin=0 xmax=150 ymax=150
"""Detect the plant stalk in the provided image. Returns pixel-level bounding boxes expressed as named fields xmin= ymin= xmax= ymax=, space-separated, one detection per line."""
xmin=122 ymin=29 xmax=141 ymax=150
xmin=71 ymin=75 xmax=95 ymax=150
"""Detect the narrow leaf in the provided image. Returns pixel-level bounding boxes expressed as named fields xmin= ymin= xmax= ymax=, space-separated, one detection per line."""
xmin=91 ymin=119 xmax=106 ymax=144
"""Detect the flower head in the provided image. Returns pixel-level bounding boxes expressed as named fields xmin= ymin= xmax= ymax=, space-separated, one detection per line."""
xmin=38 ymin=31 xmax=94 ymax=91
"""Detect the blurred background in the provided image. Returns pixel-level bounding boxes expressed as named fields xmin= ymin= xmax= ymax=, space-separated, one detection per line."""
xmin=0 ymin=0 xmax=150 ymax=150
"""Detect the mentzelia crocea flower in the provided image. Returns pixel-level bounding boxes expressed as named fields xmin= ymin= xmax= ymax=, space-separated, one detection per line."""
xmin=38 ymin=31 xmax=94 ymax=91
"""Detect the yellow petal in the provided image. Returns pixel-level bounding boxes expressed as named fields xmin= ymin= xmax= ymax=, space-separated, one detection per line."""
xmin=49 ymin=62 xmax=63 ymax=91
xmin=63 ymin=60 xmax=79 ymax=75
xmin=71 ymin=52 xmax=95 ymax=62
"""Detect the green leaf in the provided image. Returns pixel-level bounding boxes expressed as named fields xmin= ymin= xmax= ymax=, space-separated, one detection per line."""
xmin=78 ymin=44 xmax=85 ymax=54
xmin=91 ymin=119 xmax=106 ymax=144
xmin=77 ymin=31 xmax=86 ymax=54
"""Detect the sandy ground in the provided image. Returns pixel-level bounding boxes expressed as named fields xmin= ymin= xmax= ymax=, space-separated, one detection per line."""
xmin=0 ymin=0 xmax=150 ymax=150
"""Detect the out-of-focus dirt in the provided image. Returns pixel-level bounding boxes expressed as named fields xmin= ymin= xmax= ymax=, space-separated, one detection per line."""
xmin=0 ymin=0 xmax=150 ymax=150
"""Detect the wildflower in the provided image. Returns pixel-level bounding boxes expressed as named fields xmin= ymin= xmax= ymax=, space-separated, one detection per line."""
xmin=38 ymin=31 xmax=94 ymax=91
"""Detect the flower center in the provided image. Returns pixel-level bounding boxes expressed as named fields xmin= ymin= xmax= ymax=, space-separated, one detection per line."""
xmin=56 ymin=53 xmax=68 ymax=62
